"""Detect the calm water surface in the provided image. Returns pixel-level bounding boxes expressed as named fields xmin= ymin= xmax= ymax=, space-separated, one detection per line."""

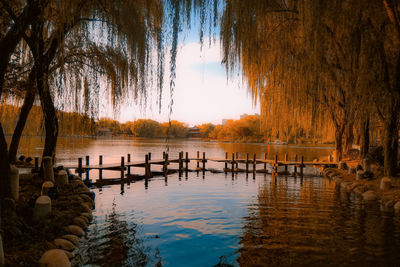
xmin=18 ymin=138 xmax=400 ymax=266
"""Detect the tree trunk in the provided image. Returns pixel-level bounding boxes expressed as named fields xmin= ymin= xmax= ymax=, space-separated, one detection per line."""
xmin=37 ymin=69 xmax=58 ymax=160
xmin=383 ymin=105 xmax=399 ymax=177
xmin=360 ymin=118 xmax=370 ymax=159
xmin=8 ymin=88 xmax=36 ymax=163
xmin=0 ymin=126 xmax=11 ymax=200
xmin=344 ymin=121 xmax=354 ymax=156
xmin=0 ymin=1 xmax=42 ymax=202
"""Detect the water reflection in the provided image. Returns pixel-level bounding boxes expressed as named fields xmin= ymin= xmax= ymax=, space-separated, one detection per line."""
xmin=76 ymin=199 xmax=161 ymax=267
xmin=238 ymin=177 xmax=400 ymax=266
xmin=15 ymin=137 xmax=400 ymax=266
xmin=70 ymin=171 xmax=400 ymax=267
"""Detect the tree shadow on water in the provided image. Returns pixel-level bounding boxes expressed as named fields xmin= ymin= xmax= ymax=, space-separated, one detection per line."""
xmin=77 ymin=199 xmax=161 ymax=267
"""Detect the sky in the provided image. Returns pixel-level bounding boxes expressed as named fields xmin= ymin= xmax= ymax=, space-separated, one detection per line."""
xmin=116 ymin=40 xmax=259 ymax=126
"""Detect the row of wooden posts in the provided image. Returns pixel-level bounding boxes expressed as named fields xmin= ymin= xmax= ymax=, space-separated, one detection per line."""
xmin=73 ymin=151 xmax=310 ymax=182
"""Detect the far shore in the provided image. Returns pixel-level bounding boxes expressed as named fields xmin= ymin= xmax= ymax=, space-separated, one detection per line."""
xmin=7 ymin=134 xmax=336 ymax=147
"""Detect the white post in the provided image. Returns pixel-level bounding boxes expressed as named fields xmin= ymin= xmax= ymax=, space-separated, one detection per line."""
xmin=33 ymin=196 xmax=52 ymax=220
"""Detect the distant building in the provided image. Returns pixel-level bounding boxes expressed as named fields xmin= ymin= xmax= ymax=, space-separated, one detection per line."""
xmin=240 ymin=113 xmax=248 ymax=119
xmin=188 ymin=126 xmax=201 ymax=138
xmin=97 ymin=128 xmax=113 ymax=137
xmin=222 ymin=119 xmax=228 ymax=126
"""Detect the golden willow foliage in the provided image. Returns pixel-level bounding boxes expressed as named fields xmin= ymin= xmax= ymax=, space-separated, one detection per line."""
xmin=219 ymin=0 xmax=395 ymax=148
xmin=48 ymin=0 xmax=222 ymax=117
xmin=48 ymin=0 xmax=165 ymax=118
xmin=0 ymin=104 xmax=95 ymax=136
xmin=3 ymin=0 xmax=222 ymax=118
xmin=220 ymin=0 xmax=334 ymax=142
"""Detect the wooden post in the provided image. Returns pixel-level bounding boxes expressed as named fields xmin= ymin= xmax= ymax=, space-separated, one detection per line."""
xmin=225 ymin=152 xmax=228 ymax=170
xmin=148 ymin=152 xmax=152 ymax=160
xmin=78 ymin=158 xmax=83 ymax=179
xmin=300 ymin=156 xmax=304 ymax=176
xmin=120 ymin=156 xmax=125 ymax=182
xmin=164 ymin=153 xmax=169 ymax=175
xmin=235 ymin=152 xmax=239 ymax=168
xmin=284 ymin=153 xmax=288 ymax=174
xmin=34 ymin=157 xmax=39 ymax=172
xmin=85 ymin=156 xmax=90 ymax=180
xmin=145 ymin=154 xmax=149 ymax=178
xmin=231 ymin=153 xmax=235 ymax=172
xmin=163 ymin=151 xmax=166 ymax=159
xmin=246 ymin=153 xmax=249 ymax=173
xmin=263 ymin=152 xmax=267 ymax=171
xmin=202 ymin=152 xmax=206 ymax=172
xmin=127 ymin=154 xmax=131 ymax=175
xmin=99 ymin=155 xmax=103 ymax=180
xmin=274 ymin=154 xmax=278 ymax=174
xmin=179 ymin=152 xmax=183 ymax=172
xmin=253 ymin=153 xmax=256 ymax=173
xmin=294 ymin=154 xmax=298 ymax=175
xmin=185 ymin=152 xmax=189 ymax=172
xmin=196 ymin=151 xmax=200 ymax=168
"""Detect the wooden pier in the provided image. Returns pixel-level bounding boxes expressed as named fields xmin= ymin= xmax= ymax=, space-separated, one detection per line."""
xmin=58 ymin=152 xmax=338 ymax=186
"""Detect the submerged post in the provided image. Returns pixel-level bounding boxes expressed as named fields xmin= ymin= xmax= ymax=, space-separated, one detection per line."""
xmin=99 ymin=155 xmax=103 ymax=180
xmin=273 ymin=154 xmax=278 ymax=174
xmin=127 ymin=154 xmax=131 ymax=176
xmin=294 ymin=154 xmax=298 ymax=175
xmin=264 ymin=153 xmax=267 ymax=172
xmin=85 ymin=155 xmax=90 ymax=181
xmin=148 ymin=152 xmax=152 ymax=160
xmin=284 ymin=153 xmax=288 ymax=174
xmin=185 ymin=152 xmax=189 ymax=172
xmin=235 ymin=152 xmax=239 ymax=168
xmin=164 ymin=153 xmax=169 ymax=175
xmin=145 ymin=154 xmax=149 ymax=178
xmin=197 ymin=151 xmax=200 ymax=169
xmin=120 ymin=156 xmax=125 ymax=182
xmin=202 ymin=152 xmax=206 ymax=172
xmin=300 ymin=156 xmax=304 ymax=176
xmin=246 ymin=153 xmax=249 ymax=173
xmin=78 ymin=158 xmax=83 ymax=179
xmin=231 ymin=153 xmax=235 ymax=173
xmin=253 ymin=153 xmax=256 ymax=173
xmin=225 ymin=152 xmax=228 ymax=171
xmin=179 ymin=152 xmax=183 ymax=172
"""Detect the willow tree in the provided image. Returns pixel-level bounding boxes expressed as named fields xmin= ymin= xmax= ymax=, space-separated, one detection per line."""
xmin=220 ymin=0 xmax=341 ymax=147
xmin=219 ymin=0 xmax=398 ymax=165
xmin=359 ymin=0 xmax=400 ymax=176
xmin=0 ymin=0 xmax=46 ymax=203
xmin=2 ymin=0 xmax=221 ymax=168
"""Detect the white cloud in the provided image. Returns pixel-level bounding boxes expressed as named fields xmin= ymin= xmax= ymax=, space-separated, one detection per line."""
xmin=119 ymin=41 xmax=259 ymax=126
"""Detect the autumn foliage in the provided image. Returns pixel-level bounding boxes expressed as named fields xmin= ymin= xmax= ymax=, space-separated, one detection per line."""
xmin=1 ymin=104 xmax=264 ymax=141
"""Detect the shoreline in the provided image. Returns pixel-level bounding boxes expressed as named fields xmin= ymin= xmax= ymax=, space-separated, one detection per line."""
xmin=2 ymin=170 xmax=94 ymax=266
xmin=323 ymin=163 xmax=400 ymax=212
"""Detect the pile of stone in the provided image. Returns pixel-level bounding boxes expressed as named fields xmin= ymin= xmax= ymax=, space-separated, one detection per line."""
xmin=323 ymin=164 xmax=400 ymax=214
xmin=36 ymin=157 xmax=95 ymax=267
xmin=0 ymin=156 xmax=95 ymax=267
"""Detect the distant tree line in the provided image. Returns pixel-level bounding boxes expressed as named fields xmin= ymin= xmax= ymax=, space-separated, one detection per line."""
xmin=1 ymin=106 xmax=266 ymax=141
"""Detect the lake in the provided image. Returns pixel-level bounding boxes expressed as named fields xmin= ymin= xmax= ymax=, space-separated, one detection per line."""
xmin=18 ymin=137 xmax=400 ymax=266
